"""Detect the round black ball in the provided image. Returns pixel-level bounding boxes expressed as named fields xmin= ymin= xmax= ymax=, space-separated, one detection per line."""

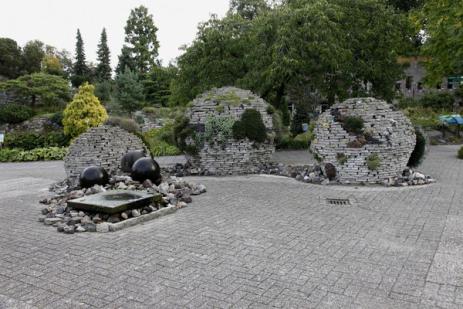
xmin=131 ymin=158 xmax=162 ymax=185
xmin=79 ymin=166 xmax=109 ymax=188
xmin=121 ymin=150 xmax=146 ymax=173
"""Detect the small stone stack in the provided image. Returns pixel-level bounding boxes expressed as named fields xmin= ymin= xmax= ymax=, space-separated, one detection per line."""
xmin=311 ymin=98 xmax=416 ymax=184
xmin=187 ymin=87 xmax=275 ymax=176
xmin=64 ymin=125 xmax=149 ymax=186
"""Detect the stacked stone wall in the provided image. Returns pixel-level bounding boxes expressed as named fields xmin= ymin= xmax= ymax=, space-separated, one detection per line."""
xmin=64 ymin=125 xmax=148 ymax=185
xmin=311 ymin=98 xmax=416 ymax=184
xmin=187 ymin=87 xmax=275 ymax=175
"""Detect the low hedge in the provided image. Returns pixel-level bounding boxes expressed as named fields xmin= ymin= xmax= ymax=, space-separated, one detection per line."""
xmin=3 ymin=131 xmax=70 ymax=150
xmin=0 ymin=104 xmax=35 ymax=124
xmin=144 ymin=126 xmax=181 ymax=157
xmin=0 ymin=147 xmax=68 ymax=162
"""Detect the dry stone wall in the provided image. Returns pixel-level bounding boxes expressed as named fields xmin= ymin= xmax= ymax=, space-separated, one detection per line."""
xmin=311 ymin=98 xmax=416 ymax=184
xmin=187 ymin=87 xmax=275 ymax=176
xmin=64 ymin=125 xmax=149 ymax=185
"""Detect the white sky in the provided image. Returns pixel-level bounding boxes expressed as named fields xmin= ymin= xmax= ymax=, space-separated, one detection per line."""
xmin=0 ymin=0 xmax=230 ymax=68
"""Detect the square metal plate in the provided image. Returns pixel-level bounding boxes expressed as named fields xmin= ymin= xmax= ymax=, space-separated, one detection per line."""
xmin=67 ymin=190 xmax=155 ymax=214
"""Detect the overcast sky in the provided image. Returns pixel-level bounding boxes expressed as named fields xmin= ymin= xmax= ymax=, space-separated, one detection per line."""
xmin=0 ymin=0 xmax=230 ymax=68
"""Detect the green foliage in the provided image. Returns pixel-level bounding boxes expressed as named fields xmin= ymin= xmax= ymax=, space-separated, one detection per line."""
xmin=50 ymin=111 xmax=64 ymax=127
xmin=0 ymin=73 xmax=71 ymax=107
xmin=123 ymin=5 xmax=160 ymax=74
xmin=71 ymin=29 xmax=90 ymax=87
xmin=343 ymin=116 xmax=365 ymax=134
xmin=232 ymin=109 xmax=267 ymax=143
xmin=144 ymin=125 xmax=181 ymax=157
xmin=0 ymin=38 xmax=22 ymax=79
xmin=366 ymin=154 xmax=381 ymax=171
xmin=408 ymin=129 xmax=426 ymax=167
xmin=458 ymin=146 xmax=463 ymax=160
xmin=95 ymin=28 xmax=112 ymax=82
xmin=387 ymin=0 xmax=423 ymax=12
xmin=94 ymin=80 xmax=113 ymax=103
xmin=204 ymin=115 xmax=235 ymax=144
xmin=115 ymin=69 xmax=145 ymax=112
xmin=276 ymin=135 xmax=309 ymax=150
xmin=143 ymin=65 xmax=176 ymax=107
xmin=22 ymin=40 xmax=45 ymax=75
xmin=173 ymin=116 xmax=195 ymax=153
xmin=290 ymin=102 xmax=311 ymax=136
xmin=337 ymin=153 xmax=348 ymax=165
xmin=3 ymin=131 xmax=70 ymax=150
xmin=171 ymin=0 xmax=410 ymax=106
xmin=417 ymin=0 xmax=463 ymax=85
xmin=0 ymin=104 xmax=35 ymax=124
xmin=403 ymin=107 xmax=442 ymax=129
xmin=420 ymin=92 xmax=455 ymax=110
xmin=63 ymin=83 xmax=108 ymax=138
xmin=105 ymin=116 xmax=140 ymax=134
xmin=0 ymin=147 xmax=68 ymax=162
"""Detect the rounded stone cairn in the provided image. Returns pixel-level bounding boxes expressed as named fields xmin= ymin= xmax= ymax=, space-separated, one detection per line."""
xmin=121 ymin=150 xmax=146 ymax=173
xmin=64 ymin=125 xmax=149 ymax=187
xmin=311 ymin=98 xmax=416 ymax=184
xmin=79 ymin=166 xmax=109 ymax=188
xmin=186 ymin=87 xmax=275 ymax=176
xmin=131 ymin=158 xmax=162 ymax=185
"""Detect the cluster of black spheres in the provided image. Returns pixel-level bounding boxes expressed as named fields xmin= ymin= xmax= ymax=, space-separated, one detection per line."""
xmin=79 ymin=151 xmax=162 ymax=188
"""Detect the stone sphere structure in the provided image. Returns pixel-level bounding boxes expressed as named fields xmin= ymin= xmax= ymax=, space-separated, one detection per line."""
xmin=311 ymin=98 xmax=416 ymax=184
xmin=79 ymin=166 xmax=109 ymax=188
xmin=65 ymin=125 xmax=149 ymax=186
xmin=186 ymin=87 xmax=274 ymax=175
xmin=131 ymin=158 xmax=162 ymax=185
xmin=121 ymin=150 xmax=146 ymax=173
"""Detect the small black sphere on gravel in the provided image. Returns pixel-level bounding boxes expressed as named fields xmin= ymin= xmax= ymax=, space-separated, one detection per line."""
xmin=79 ymin=166 xmax=109 ymax=188
xmin=131 ymin=158 xmax=162 ymax=185
xmin=121 ymin=150 xmax=146 ymax=173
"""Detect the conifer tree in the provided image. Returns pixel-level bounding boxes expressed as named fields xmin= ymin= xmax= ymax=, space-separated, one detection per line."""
xmin=95 ymin=28 xmax=112 ymax=81
xmin=71 ymin=29 xmax=90 ymax=87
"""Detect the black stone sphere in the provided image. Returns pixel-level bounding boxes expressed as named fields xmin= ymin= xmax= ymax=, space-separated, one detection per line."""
xmin=121 ymin=150 xmax=146 ymax=173
xmin=131 ymin=158 xmax=162 ymax=185
xmin=79 ymin=166 xmax=109 ymax=188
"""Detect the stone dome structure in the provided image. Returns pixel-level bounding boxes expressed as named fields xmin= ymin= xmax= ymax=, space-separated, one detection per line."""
xmin=311 ymin=98 xmax=416 ymax=184
xmin=64 ymin=125 xmax=149 ymax=186
xmin=186 ymin=87 xmax=274 ymax=175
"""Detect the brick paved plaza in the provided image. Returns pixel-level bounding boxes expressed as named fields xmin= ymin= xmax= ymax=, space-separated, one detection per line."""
xmin=0 ymin=145 xmax=462 ymax=308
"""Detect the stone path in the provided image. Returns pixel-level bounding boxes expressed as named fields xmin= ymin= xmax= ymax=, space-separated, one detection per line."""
xmin=0 ymin=146 xmax=462 ymax=308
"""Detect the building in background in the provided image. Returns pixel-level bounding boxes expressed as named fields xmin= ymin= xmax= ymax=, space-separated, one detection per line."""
xmin=396 ymin=56 xmax=462 ymax=98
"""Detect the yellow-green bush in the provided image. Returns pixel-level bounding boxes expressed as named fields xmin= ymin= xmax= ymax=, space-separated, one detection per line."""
xmin=63 ymin=83 xmax=108 ymax=138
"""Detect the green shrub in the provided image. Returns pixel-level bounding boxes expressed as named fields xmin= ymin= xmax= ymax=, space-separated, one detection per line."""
xmin=0 ymin=147 xmax=67 ymax=162
xmin=105 ymin=116 xmax=140 ymax=134
xmin=50 ymin=112 xmax=64 ymax=127
xmin=420 ymin=92 xmax=454 ymax=110
xmin=397 ymin=97 xmax=419 ymax=109
xmin=144 ymin=125 xmax=181 ymax=157
xmin=294 ymin=131 xmax=313 ymax=146
xmin=337 ymin=153 xmax=348 ymax=165
xmin=3 ymin=131 xmax=69 ymax=150
xmin=458 ymin=146 xmax=463 ymax=159
xmin=403 ymin=107 xmax=441 ymax=129
xmin=63 ymin=83 xmax=108 ymax=138
xmin=408 ymin=129 xmax=426 ymax=167
xmin=290 ymin=102 xmax=311 ymax=136
xmin=366 ymin=154 xmax=381 ymax=171
xmin=205 ymin=115 xmax=235 ymax=144
xmin=0 ymin=104 xmax=35 ymax=124
xmin=343 ymin=116 xmax=364 ymax=134
xmin=276 ymin=135 xmax=309 ymax=150
xmin=232 ymin=109 xmax=267 ymax=143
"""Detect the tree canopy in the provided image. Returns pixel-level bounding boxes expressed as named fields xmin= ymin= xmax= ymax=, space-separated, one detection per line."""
xmin=22 ymin=40 xmax=45 ymax=75
xmin=71 ymin=29 xmax=90 ymax=87
xmin=417 ymin=0 xmax=463 ymax=85
xmin=171 ymin=0 xmax=411 ymax=106
xmin=0 ymin=38 xmax=23 ymax=79
xmin=122 ymin=5 xmax=159 ymax=74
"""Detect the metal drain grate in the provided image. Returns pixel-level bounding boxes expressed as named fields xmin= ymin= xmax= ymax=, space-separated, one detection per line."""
xmin=326 ymin=198 xmax=351 ymax=206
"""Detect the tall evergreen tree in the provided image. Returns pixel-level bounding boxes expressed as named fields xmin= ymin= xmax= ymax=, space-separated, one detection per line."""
xmin=95 ymin=28 xmax=112 ymax=81
xmin=71 ymin=29 xmax=89 ymax=87
xmin=116 ymin=45 xmax=136 ymax=76
xmin=123 ymin=6 xmax=159 ymax=74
